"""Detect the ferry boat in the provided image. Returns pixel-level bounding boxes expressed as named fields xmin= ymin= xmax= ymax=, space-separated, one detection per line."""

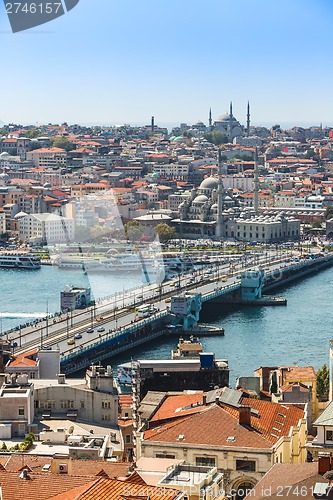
xmin=0 ymin=253 xmax=41 ymax=270
xmin=56 ymin=252 xmax=191 ymax=274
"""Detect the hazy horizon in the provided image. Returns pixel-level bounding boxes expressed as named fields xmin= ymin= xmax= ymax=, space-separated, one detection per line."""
xmin=1 ymin=0 xmax=333 ymax=126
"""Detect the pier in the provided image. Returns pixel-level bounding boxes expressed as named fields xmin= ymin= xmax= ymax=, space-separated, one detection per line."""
xmin=5 ymin=252 xmax=333 ymax=374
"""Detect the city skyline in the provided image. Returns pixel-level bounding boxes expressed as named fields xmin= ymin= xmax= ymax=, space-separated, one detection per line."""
xmin=0 ymin=0 xmax=333 ymax=125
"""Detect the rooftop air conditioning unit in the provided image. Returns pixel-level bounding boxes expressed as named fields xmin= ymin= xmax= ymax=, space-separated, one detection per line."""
xmin=59 ymin=464 xmax=68 ymax=474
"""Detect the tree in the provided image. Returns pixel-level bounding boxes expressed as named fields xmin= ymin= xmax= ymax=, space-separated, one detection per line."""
xmin=0 ymin=128 xmax=7 ymax=136
xmin=124 ymin=220 xmax=143 ymax=242
xmin=325 ymin=205 xmax=333 ymax=220
xmin=24 ymin=128 xmax=41 ymax=139
xmin=312 ymin=219 xmax=322 ymax=229
xmin=204 ymin=131 xmax=228 ymax=145
xmin=50 ymin=136 xmax=75 ymax=152
xmin=317 ymin=364 xmax=329 ymax=402
xmin=155 ymin=223 xmax=176 ymax=242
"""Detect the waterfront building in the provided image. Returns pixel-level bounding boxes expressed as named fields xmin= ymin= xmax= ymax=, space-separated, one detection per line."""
xmin=225 ymin=213 xmax=300 ymax=242
xmin=18 ymin=213 xmax=75 ymax=244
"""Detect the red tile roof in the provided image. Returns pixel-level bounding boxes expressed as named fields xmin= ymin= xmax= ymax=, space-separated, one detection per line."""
xmin=8 ymin=350 xmax=38 ymax=368
xmin=48 ymin=477 xmax=181 ymax=500
xmin=144 ymin=404 xmax=273 ymax=449
xmin=0 ymin=471 xmax=97 ymax=500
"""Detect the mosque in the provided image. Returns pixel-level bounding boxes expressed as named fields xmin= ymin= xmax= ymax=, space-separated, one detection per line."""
xmin=209 ymin=102 xmax=249 ymax=141
xmin=171 ymin=149 xmax=300 ymax=242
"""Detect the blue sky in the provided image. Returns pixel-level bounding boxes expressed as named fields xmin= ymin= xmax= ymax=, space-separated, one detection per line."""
xmin=0 ymin=0 xmax=333 ymax=128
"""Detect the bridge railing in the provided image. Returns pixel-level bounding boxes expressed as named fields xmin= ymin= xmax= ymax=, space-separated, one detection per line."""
xmin=61 ymin=310 xmax=169 ymax=364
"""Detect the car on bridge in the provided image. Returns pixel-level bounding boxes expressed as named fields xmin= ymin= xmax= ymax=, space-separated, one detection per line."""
xmin=86 ymin=328 xmax=94 ymax=333
xmin=97 ymin=326 xmax=105 ymax=332
xmin=67 ymin=339 xmax=75 ymax=345
xmin=74 ymin=333 xmax=82 ymax=340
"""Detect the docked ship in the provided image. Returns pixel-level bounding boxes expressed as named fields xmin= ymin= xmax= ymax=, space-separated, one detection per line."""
xmin=56 ymin=252 xmax=193 ymax=275
xmin=0 ymin=253 xmax=41 ymax=270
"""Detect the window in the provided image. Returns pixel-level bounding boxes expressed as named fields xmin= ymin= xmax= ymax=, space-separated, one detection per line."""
xmin=195 ymin=456 xmax=216 ymax=467
xmin=80 ymin=400 xmax=85 ymax=409
xmin=125 ymin=434 xmax=132 ymax=444
xmin=102 ymin=414 xmax=111 ymax=421
xmin=18 ymin=408 xmax=25 ymax=416
xmin=326 ymin=430 xmax=333 ymax=441
xmin=156 ymin=453 xmax=175 ymax=459
xmin=236 ymin=460 xmax=256 ymax=472
xmin=102 ymin=400 xmax=111 ymax=409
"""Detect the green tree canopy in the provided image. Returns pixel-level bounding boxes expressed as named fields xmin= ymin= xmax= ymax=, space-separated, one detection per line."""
xmin=325 ymin=205 xmax=333 ymax=220
xmin=204 ymin=131 xmax=228 ymax=145
xmin=316 ymin=364 xmax=329 ymax=402
xmin=155 ymin=223 xmax=176 ymax=242
xmin=50 ymin=136 xmax=75 ymax=151
xmin=124 ymin=220 xmax=143 ymax=242
xmin=0 ymin=128 xmax=7 ymax=136
xmin=24 ymin=128 xmax=42 ymax=139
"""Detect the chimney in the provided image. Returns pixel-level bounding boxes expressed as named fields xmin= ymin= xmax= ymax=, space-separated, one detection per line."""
xmin=203 ymin=394 xmax=207 ymax=405
xmin=57 ymin=374 xmax=66 ymax=384
xmin=318 ymin=454 xmax=331 ymax=475
xmin=239 ymin=406 xmax=251 ymax=427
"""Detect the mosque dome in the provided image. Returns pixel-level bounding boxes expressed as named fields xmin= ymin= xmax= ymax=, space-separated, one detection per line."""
xmin=14 ymin=211 xmax=28 ymax=219
xmin=193 ymin=195 xmax=209 ymax=204
xmin=211 ymin=203 xmax=218 ymax=210
xmin=215 ymin=113 xmax=238 ymax=123
xmin=199 ymin=177 xmax=218 ymax=190
xmin=0 ymin=152 xmax=10 ymax=158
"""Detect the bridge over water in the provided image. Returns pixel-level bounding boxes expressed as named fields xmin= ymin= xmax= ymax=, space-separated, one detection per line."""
xmin=7 ymin=253 xmax=333 ymax=374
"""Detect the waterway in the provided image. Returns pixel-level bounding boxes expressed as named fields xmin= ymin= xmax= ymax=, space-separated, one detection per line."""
xmin=0 ymin=266 xmax=144 ymax=332
xmin=0 ymin=264 xmax=332 ymax=384
xmin=106 ymin=266 xmax=333 ymax=384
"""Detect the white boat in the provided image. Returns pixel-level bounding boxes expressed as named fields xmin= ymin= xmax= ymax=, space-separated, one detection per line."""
xmin=56 ymin=252 xmax=191 ymax=275
xmin=0 ymin=253 xmax=41 ymax=270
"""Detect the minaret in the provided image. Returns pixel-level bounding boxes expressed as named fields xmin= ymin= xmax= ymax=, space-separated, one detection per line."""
xmin=247 ymin=101 xmax=250 ymax=137
xmin=228 ymin=101 xmax=233 ymax=141
xmin=151 ymin=116 xmax=155 ymax=133
xmin=215 ymin=148 xmax=224 ymax=239
xmin=209 ymin=108 xmax=212 ymax=128
xmin=254 ymin=147 xmax=259 ymax=215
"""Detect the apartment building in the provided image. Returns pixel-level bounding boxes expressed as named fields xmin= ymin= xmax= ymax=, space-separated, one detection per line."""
xmin=18 ymin=213 xmax=75 ymax=244
xmin=26 ymin=147 xmax=67 ymax=168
